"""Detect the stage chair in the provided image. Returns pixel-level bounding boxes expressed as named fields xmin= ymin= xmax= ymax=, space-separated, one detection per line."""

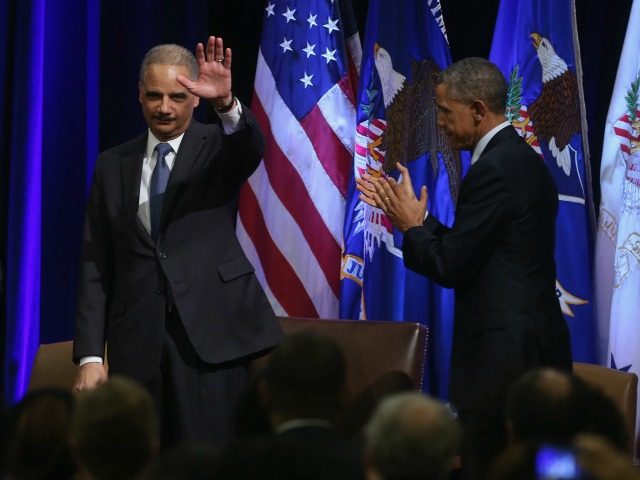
xmin=29 ymin=318 xmax=429 ymax=401
xmin=28 ymin=340 xmax=76 ymax=392
xmin=277 ymin=317 xmax=429 ymax=394
xmin=573 ymin=361 xmax=638 ymax=455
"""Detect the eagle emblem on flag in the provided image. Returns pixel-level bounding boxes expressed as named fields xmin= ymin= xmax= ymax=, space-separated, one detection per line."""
xmin=529 ymin=32 xmax=582 ymax=176
xmin=373 ymin=44 xmax=460 ymax=202
xmin=612 ymin=73 xmax=640 ymax=288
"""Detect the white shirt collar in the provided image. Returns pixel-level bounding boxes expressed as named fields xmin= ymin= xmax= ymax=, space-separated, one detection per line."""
xmin=145 ymin=130 xmax=185 ymax=164
xmin=274 ymin=418 xmax=333 ymax=435
xmin=470 ymin=120 xmax=511 ymax=165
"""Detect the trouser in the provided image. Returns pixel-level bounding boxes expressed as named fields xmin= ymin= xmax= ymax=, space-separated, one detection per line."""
xmin=144 ymin=307 xmax=252 ymax=449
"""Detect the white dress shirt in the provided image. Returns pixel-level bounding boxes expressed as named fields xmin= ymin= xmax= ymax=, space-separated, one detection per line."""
xmin=470 ymin=120 xmax=511 ymax=165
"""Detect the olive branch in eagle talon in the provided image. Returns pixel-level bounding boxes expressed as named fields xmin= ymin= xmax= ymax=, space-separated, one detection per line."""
xmin=506 ymin=65 xmax=539 ymax=150
xmin=625 ymin=74 xmax=640 ymax=124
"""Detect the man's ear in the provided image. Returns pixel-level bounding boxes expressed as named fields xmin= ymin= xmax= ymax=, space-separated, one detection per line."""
xmin=138 ymin=82 xmax=144 ymax=104
xmin=470 ymin=99 xmax=488 ymax=122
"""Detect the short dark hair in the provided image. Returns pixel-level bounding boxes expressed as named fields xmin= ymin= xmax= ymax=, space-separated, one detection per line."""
xmin=263 ymin=333 xmax=346 ymax=418
xmin=437 ymin=57 xmax=508 ymax=114
xmin=3 ymin=388 xmax=76 ymax=480
xmin=72 ymin=376 xmax=158 ymax=480
xmin=139 ymin=44 xmax=198 ymax=82
xmin=505 ymin=368 xmax=629 ymax=452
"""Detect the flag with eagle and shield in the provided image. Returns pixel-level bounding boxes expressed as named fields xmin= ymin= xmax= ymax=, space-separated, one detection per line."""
xmin=594 ymin=0 xmax=640 ymax=452
xmin=340 ymin=0 xmax=470 ymax=398
xmin=489 ymin=0 xmax=597 ymax=363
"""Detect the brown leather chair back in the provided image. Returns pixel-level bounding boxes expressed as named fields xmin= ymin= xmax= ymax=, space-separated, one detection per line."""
xmin=573 ymin=361 xmax=638 ymax=455
xmin=277 ymin=317 xmax=428 ymax=395
xmin=29 ymin=318 xmax=429 ymax=401
xmin=28 ymin=340 xmax=76 ymax=392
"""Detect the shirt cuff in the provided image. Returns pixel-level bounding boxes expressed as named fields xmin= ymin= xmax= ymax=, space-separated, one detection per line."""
xmin=216 ymin=98 xmax=245 ymax=135
xmin=79 ymin=355 xmax=103 ymax=366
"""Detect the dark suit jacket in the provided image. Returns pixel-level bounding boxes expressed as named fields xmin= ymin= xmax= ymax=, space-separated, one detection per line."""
xmin=403 ymin=126 xmax=572 ymax=412
xmin=73 ymin=107 xmax=283 ymax=383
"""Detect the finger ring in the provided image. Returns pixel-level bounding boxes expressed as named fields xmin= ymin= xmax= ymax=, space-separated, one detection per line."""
xmin=216 ymin=58 xmax=224 ymax=62
xmin=384 ymin=196 xmax=390 ymax=202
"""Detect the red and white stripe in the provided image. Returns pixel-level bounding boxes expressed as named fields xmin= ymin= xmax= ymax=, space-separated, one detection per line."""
xmin=613 ymin=111 xmax=640 ymax=155
xmin=237 ymin=50 xmax=358 ymax=318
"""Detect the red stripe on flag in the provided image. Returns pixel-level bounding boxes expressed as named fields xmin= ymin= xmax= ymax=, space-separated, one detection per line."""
xmin=238 ymin=183 xmax=319 ymax=317
xmin=355 ymin=143 xmax=367 ymax=157
xmin=614 ymin=126 xmax=633 ymax=141
xmin=337 ymin=74 xmax=357 ymax=108
xmin=371 ymin=118 xmax=386 ymax=131
xmin=299 ymin=103 xmax=352 ymax=197
xmin=253 ymin=96 xmax=341 ymax=297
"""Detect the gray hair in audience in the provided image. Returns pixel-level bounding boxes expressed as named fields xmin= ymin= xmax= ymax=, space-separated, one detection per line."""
xmin=365 ymin=392 xmax=462 ymax=480
xmin=139 ymin=44 xmax=198 ymax=82
xmin=436 ymin=57 xmax=508 ymax=114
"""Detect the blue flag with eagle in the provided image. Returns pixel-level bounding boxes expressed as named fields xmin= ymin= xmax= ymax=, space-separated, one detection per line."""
xmin=340 ymin=0 xmax=469 ymax=397
xmin=489 ymin=0 xmax=597 ymax=362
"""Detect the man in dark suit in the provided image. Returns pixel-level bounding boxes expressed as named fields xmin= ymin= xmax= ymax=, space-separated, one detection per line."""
xmin=72 ymin=36 xmax=282 ymax=447
xmin=357 ymin=57 xmax=572 ymax=478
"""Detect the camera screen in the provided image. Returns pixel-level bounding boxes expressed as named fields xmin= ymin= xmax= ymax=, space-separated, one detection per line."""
xmin=535 ymin=445 xmax=586 ymax=480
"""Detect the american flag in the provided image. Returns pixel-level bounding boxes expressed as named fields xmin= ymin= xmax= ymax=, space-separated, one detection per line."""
xmin=236 ymin=0 xmax=361 ymax=317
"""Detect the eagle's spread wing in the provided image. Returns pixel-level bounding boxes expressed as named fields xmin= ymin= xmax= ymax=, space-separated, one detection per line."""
xmin=382 ymin=59 xmax=461 ymax=201
xmin=529 ymin=70 xmax=581 ymax=150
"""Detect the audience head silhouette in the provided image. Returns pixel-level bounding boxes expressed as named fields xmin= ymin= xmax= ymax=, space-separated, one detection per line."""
xmin=364 ymin=391 xmax=462 ymax=480
xmin=2 ymin=388 xmax=76 ymax=480
xmin=261 ymin=332 xmax=347 ymax=426
xmin=71 ymin=376 xmax=159 ymax=480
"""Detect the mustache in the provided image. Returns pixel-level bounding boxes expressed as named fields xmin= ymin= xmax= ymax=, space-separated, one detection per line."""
xmin=154 ymin=114 xmax=175 ymax=121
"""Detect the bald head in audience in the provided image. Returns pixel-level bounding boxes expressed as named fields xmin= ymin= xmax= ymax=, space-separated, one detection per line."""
xmin=364 ymin=392 xmax=462 ymax=480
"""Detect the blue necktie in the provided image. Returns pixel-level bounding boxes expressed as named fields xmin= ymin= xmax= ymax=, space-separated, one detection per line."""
xmin=149 ymin=142 xmax=172 ymax=240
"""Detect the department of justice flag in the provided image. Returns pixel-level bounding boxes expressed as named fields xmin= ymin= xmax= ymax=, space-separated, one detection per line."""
xmin=489 ymin=0 xmax=598 ymax=362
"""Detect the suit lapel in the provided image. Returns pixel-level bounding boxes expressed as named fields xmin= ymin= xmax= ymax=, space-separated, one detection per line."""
xmin=160 ymin=121 xmax=210 ymax=230
xmin=120 ymin=134 xmax=154 ymax=247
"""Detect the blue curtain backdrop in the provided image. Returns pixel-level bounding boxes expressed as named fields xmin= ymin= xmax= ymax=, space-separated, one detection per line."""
xmin=0 ymin=0 xmax=632 ymax=405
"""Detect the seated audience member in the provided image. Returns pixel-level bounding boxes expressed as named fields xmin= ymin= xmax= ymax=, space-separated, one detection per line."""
xmin=364 ymin=391 xmax=462 ymax=480
xmin=339 ymin=370 xmax=415 ymax=440
xmin=504 ymin=368 xmax=630 ymax=452
xmin=216 ymin=333 xmax=363 ymax=479
xmin=151 ymin=442 xmax=219 ymax=480
xmin=71 ymin=376 xmax=159 ymax=480
xmin=1 ymin=388 xmax=76 ymax=480
xmin=260 ymin=332 xmax=347 ymax=433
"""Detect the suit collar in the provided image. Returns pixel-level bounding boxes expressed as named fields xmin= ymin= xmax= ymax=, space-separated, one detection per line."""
xmin=471 ymin=121 xmax=512 ymax=164
xmin=120 ymin=121 xmax=211 ymax=245
xmin=167 ymin=120 xmax=208 ymax=188
xmin=119 ymin=133 xmax=153 ymax=246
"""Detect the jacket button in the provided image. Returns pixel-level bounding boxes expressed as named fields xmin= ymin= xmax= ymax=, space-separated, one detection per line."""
xmin=156 ymin=288 xmax=164 ymax=295
xmin=159 ymin=252 xmax=167 ymax=259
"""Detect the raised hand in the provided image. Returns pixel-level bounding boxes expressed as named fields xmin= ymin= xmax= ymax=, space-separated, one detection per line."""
xmin=177 ymin=36 xmax=233 ymax=106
